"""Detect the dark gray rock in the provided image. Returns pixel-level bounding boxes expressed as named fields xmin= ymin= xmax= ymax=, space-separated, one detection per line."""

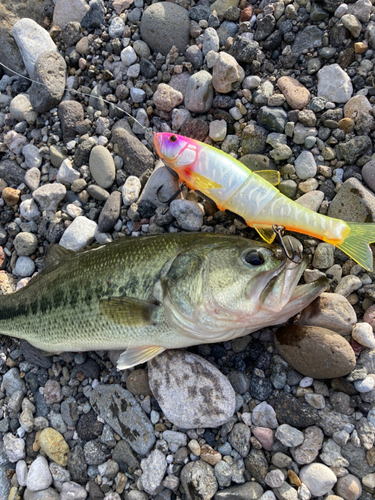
xmin=87 ymin=185 xmax=110 ymax=202
xmin=257 ymin=107 xmax=288 ymax=133
xmin=217 ymin=21 xmax=238 ymax=46
xmin=240 ymin=154 xmax=276 ymax=172
xmin=90 ymin=384 xmax=155 ymax=455
xmin=98 ymin=191 xmax=121 ymax=233
xmin=241 ymin=123 xmax=268 ymax=154
xmin=112 ymin=119 xmax=154 ymax=176
xmin=338 ymin=136 xmax=372 ymax=164
xmin=292 ymin=26 xmax=323 ymax=55
xmin=19 ymin=340 xmax=53 ymax=369
xmin=77 ymin=410 xmax=104 ymax=441
xmin=254 ymin=14 xmax=276 ymax=41
xmin=263 ymin=30 xmax=283 ymax=51
xmin=249 ymin=376 xmax=273 ymax=401
xmin=67 ymin=445 xmax=88 ymax=484
xmin=140 ymin=58 xmax=157 ymax=78
xmin=140 ymin=2 xmax=190 ymax=55
xmin=58 ymin=101 xmax=84 ymax=143
xmin=81 ymin=0 xmax=105 ymax=29
xmin=189 ymin=4 xmax=211 ymax=21
xmin=83 ymin=440 xmax=107 ymax=465
xmin=244 ymin=449 xmax=268 ymax=486
xmin=229 ymin=35 xmax=259 ymax=64
xmin=0 ymin=160 xmax=25 ymax=186
xmin=341 ymin=441 xmax=375 ymax=478
xmin=29 ymin=51 xmax=66 ymax=113
xmin=185 ymin=45 xmax=203 ymax=69
xmin=112 ymin=440 xmax=139 ymax=473
xmin=74 ymin=138 xmax=96 ymax=167
xmin=228 ymin=423 xmax=251 ymax=457
xmin=61 ymin=396 xmax=79 ymax=427
xmin=273 ymin=393 xmax=319 ymax=427
xmin=180 ymin=461 xmax=218 ymax=500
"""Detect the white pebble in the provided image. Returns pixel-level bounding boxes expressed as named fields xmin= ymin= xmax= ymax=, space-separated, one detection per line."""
xmin=121 ymin=46 xmax=137 ymax=66
xmin=122 ymin=176 xmax=142 ymax=206
xmin=351 ymin=322 xmax=375 ymax=348
xmin=16 ymin=460 xmax=27 ymax=486
xmin=299 ymin=377 xmax=314 ymax=388
xmin=354 ymin=376 xmax=375 ymax=393
xmin=14 ymin=256 xmax=36 ymax=277
xmin=209 ymin=120 xmax=227 ymax=142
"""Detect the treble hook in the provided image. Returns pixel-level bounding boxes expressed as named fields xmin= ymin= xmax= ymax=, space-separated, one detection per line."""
xmin=272 ymin=225 xmax=303 ymax=264
xmin=156 ymin=182 xmax=186 ymax=214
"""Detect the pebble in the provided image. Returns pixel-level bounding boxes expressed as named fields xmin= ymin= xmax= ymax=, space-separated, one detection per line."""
xmin=12 ymin=19 xmax=57 ymax=77
xmin=53 ymin=0 xmax=89 ymax=28
xmin=251 ymin=401 xmax=278 ymax=428
xmin=209 ymin=120 xmax=227 ymax=142
xmin=141 ymin=449 xmax=167 ymax=494
xmin=351 ymin=322 xmax=375 ymax=348
xmin=10 ymin=95 xmax=37 ymax=125
xmin=57 ymin=159 xmax=80 ymax=186
xmin=90 ymin=384 xmax=155 ymax=454
xmin=26 ymin=456 xmax=53 ymax=491
xmin=277 ymin=77 xmax=310 ymax=110
xmin=148 ymin=350 xmax=235 ymax=428
xmin=59 ymin=216 xmax=97 ymax=251
xmin=89 ymin=146 xmax=116 ymax=189
xmin=39 ymin=428 xmax=69 ymax=466
xmin=33 ymin=183 xmax=66 ymax=212
xmin=299 ymin=463 xmax=337 ymax=496
xmin=354 ymin=376 xmax=375 ymax=392
xmin=98 ymin=191 xmax=121 ymax=233
xmin=153 ymin=83 xmax=183 ymax=112
xmin=180 ymin=461 xmax=218 ymax=500
xmin=275 ymin=325 xmax=356 ymax=379
xmin=252 ymin=427 xmax=274 ymax=451
xmin=228 ymin=423 xmax=251 ymax=457
xmin=140 ymin=2 xmax=190 ymax=55
xmin=185 ymin=70 xmax=214 ymax=113
xmin=170 ymin=199 xmax=203 ymax=231
xmin=275 ymin=424 xmax=304 ymax=447
xmin=294 ymin=151 xmax=317 ymax=180
xmin=60 ymin=482 xmax=87 ymax=500
xmin=296 ymin=293 xmax=357 ymax=335
xmin=317 ymin=64 xmax=353 ymax=103
xmin=3 ymin=433 xmax=25 ymax=462
xmin=207 ymin=51 xmax=244 ymax=93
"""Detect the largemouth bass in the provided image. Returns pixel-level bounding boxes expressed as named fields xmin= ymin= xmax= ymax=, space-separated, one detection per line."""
xmin=0 ymin=233 xmax=328 ymax=369
xmin=154 ymin=133 xmax=375 ymax=272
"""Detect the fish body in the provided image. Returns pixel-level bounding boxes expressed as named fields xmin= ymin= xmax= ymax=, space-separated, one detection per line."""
xmin=154 ymin=133 xmax=375 ymax=271
xmin=0 ymin=233 xmax=327 ymax=369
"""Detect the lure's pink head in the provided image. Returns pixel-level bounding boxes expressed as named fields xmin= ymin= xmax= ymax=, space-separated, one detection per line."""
xmin=154 ymin=133 xmax=198 ymax=177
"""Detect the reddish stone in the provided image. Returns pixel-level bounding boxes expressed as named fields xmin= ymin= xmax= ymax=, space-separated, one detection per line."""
xmin=351 ymin=338 xmax=365 ymax=354
xmin=363 ymin=304 xmax=375 ymax=330
xmin=252 ymin=427 xmax=274 ymax=451
xmin=240 ymin=5 xmax=253 ymax=21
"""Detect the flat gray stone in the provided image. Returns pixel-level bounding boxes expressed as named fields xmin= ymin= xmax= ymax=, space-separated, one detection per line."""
xmin=90 ymin=384 xmax=156 ymax=455
xmin=328 ymin=177 xmax=375 ymax=222
xmin=148 ymin=350 xmax=236 ymax=429
xmin=29 ymin=51 xmax=66 ymax=113
xmin=140 ymin=2 xmax=190 ymax=55
xmin=89 ymin=146 xmax=116 ymax=189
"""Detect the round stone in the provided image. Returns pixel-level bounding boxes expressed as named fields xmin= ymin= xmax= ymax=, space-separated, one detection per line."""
xmin=294 ymin=150 xmax=317 ymax=179
xmin=148 ymin=350 xmax=235 ymax=429
xmin=26 ymin=456 xmax=53 ymax=491
xmin=39 ymin=428 xmax=70 ymax=466
xmin=170 ymin=199 xmax=203 ymax=231
xmin=300 ymin=463 xmax=337 ymax=496
xmin=153 ymin=83 xmax=183 ymax=112
xmin=89 ymin=146 xmax=116 ymax=189
xmin=277 ymin=76 xmax=311 ymax=110
xmin=184 ymin=70 xmax=214 ymax=113
xmin=14 ymin=232 xmax=38 ymax=256
xmin=274 ymin=325 xmax=356 ymax=379
xmin=140 ymin=2 xmax=190 ymax=55
xmin=14 ymin=256 xmax=35 ymax=277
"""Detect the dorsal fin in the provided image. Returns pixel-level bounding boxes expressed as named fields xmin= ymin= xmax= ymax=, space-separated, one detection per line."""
xmin=255 ymin=170 xmax=280 ymax=186
xmin=44 ymin=245 xmax=75 ymax=269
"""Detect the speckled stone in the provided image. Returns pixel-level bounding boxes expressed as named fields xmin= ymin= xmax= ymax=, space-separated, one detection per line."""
xmin=39 ymin=428 xmax=70 ymax=466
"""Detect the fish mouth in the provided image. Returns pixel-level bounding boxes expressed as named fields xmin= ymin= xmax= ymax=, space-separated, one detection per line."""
xmin=259 ymin=256 xmax=328 ymax=313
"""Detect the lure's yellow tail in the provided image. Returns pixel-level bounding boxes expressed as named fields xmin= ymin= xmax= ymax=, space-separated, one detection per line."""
xmin=337 ymin=222 xmax=375 ymax=272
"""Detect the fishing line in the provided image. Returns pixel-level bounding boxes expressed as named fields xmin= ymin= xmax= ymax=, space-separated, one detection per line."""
xmin=0 ymin=61 xmax=148 ymax=131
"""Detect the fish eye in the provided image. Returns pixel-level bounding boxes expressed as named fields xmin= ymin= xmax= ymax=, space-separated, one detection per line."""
xmin=243 ymin=251 xmax=264 ymax=266
xmin=169 ymin=135 xmax=177 ymax=142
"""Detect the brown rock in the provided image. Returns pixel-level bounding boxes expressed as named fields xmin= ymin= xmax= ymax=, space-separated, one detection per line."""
xmin=126 ymin=369 xmax=152 ymax=396
xmin=274 ymin=325 xmax=356 ymax=379
xmin=277 ymin=77 xmax=311 ymax=110
xmin=200 ymin=444 xmax=222 ymax=466
xmin=296 ymin=293 xmax=357 ymax=335
xmin=355 ymin=42 xmax=368 ymax=54
xmin=2 ymin=187 xmax=21 ymax=206
xmin=367 ymin=448 xmax=375 ymax=466
xmin=344 ymin=95 xmax=374 ymax=134
xmin=288 ymin=470 xmax=302 ymax=487
xmin=338 ymin=117 xmax=355 ymax=134
xmin=240 ymin=5 xmax=253 ymax=21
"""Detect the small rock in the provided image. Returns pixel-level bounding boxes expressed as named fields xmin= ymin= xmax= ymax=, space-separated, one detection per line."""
xmin=328 ymin=178 xmax=375 ymax=223
xmin=148 ymin=351 xmax=235 ymax=429
xmin=57 ymin=159 xmax=80 ymax=186
xmin=299 ymin=463 xmax=337 ymax=496
xmin=180 ymin=461 xmax=218 ymax=500
xmin=251 ymin=402 xmax=278 ymax=429
xmin=170 ymin=199 xmax=203 ymax=231
xmin=184 ymin=70 xmax=214 ymax=113
xmin=275 ymin=325 xmax=356 ymax=378
xmin=26 ymin=456 xmax=53 ymax=491
xmin=89 ymin=146 xmax=116 ymax=189
xmin=275 ymin=424 xmax=304 ymax=447
xmin=141 ymin=449 xmax=167 ymax=495
xmin=122 ymin=176 xmax=142 ymax=207
xmin=59 ymin=216 xmax=97 ymax=251
xmin=206 ymin=51 xmax=244 ymax=93
xmin=277 ymin=77 xmax=311 ymax=110
xmin=29 ymin=51 xmax=66 ymax=113
xmin=60 ymin=482 xmax=87 ymax=500
xmin=10 ymin=95 xmax=37 ymax=125
xmin=294 ymin=151 xmax=317 ymax=180
xmin=3 ymin=433 xmax=25 ymax=462
xmin=53 ymin=0 xmax=89 ymax=28
xmin=312 ymin=243 xmax=335 ymax=269
xmin=351 ymin=322 xmax=375 ymax=348
xmin=317 ymin=64 xmax=353 ymax=103
xmin=33 ymin=183 xmax=66 ymax=212
xmin=228 ymin=423 xmax=251 ymax=457
xmin=153 ymin=83 xmax=183 ymax=112
xmin=39 ymin=428 xmax=70 ymax=466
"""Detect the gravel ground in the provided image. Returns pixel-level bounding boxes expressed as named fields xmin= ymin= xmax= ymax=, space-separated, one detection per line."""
xmin=1 ymin=0 xmax=375 ymax=499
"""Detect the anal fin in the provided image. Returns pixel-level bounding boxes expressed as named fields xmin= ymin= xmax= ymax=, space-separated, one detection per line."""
xmin=255 ymin=226 xmax=276 ymax=244
xmin=117 ymin=346 xmax=166 ymax=369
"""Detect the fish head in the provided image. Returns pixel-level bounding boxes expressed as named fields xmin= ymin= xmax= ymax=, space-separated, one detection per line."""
xmin=161 ymin=235 xmax=329 ymax=344
xmin=154 ymin=133 xmax=198 ymax=176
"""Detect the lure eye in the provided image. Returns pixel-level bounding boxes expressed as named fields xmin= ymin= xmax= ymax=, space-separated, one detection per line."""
xmin=243 ymin=251 xmax=264 ymax=266
xmin=169 ymin=135 xmax=177 ymax=142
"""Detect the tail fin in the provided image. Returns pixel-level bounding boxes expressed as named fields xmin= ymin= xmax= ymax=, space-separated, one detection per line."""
xmin=337 ymin=222 xmax=375 ymax=272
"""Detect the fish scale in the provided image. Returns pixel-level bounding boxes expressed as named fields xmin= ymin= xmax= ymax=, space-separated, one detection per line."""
xmin=0 ymin=233 xmax=328 ymax=369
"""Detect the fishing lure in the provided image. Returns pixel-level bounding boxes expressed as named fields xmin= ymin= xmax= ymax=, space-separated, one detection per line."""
xmin=154 ymin=133 xmax=375 ymax=272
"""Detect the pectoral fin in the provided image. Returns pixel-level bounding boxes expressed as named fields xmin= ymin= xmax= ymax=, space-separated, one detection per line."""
xmin=255 ymin=226 xmax=276 ymax=244
xmin=117 ymin=346 xmax=166 ymax=369
xmin=255 ymin=170 xmax=280 ymax=186
xmin=99 ymin=297 xmax=160 ymax=327
xmin=44 ymin=245 xmax=75 ymax=268
xmin=189 ymin=171 xmax=222 ymax=190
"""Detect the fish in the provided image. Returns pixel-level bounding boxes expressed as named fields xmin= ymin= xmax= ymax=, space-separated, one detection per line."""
xmin=0 ymin=233 xmax=327 ymax=370
xmin=154 ymin=133 xmax=375 ymax=272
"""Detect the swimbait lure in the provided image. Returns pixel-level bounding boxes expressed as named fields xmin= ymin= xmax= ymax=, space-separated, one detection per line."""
xmin=154 ymin=133 xmax=375 ymax=272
